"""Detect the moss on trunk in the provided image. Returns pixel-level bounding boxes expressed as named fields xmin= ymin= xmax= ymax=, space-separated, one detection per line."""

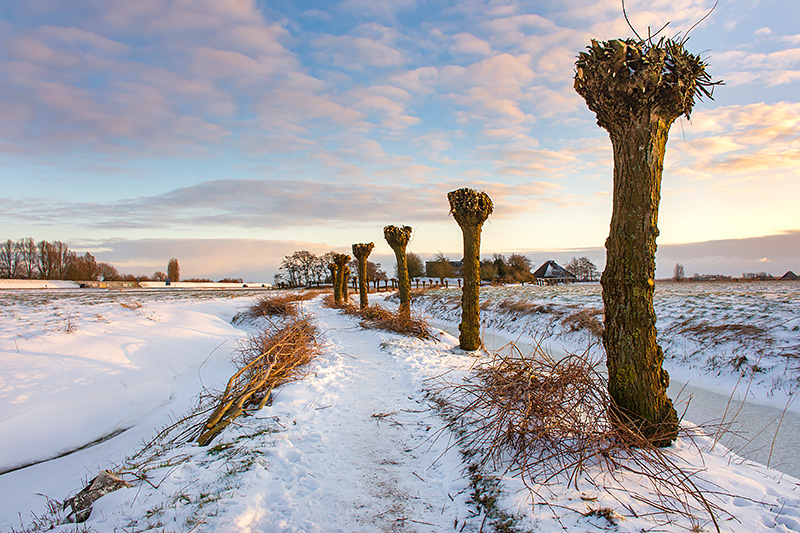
xmin=332 ymin=254 xmax=350 ymax=306
xmin=352 ymin=243 xmax=375 ymax=310
xmin=575 ymin=38 xmax=717 ymax=446
xmin=383 ymin=225 xmax=412 ymax=319
xmin=448 ymin=188 xmax=493 ymax=351
xmin=329 ymin=263 xmax=340 ymax=304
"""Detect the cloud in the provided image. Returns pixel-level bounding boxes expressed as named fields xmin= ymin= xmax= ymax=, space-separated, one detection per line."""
xmin=336 ymin=0 xmax=417 ymax=22
xmin=668 ymin=102 xmax=800 ymax=178
xmin=440 ymin=53 xmax=536 ymax=134
xmin=450 ymin=32 xmax=492 ymax=56
xmin=656 ymin=230 xmax=800 ymax=277
xmin=312 ymin=24 xmax=407 ymax=68
xmin=714 ymin=46 xmax=800 ymax=87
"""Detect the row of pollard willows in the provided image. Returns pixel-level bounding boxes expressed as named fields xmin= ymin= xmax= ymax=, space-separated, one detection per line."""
xmin=327 ymin=35 xmax=717 ymax=450
xmin=336 ymin=188 xmax=493 ymax=353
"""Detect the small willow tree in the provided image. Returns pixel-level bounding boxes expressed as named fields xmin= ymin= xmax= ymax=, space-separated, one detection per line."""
xmin=352 ymin=243 xmax=375 ymax=309
xmin=333 ymin=253 xmax=350 ymax=305
xmin=383 ymin=225 xmax=412 ymax=318
xmin=448 ymin=188 xmax=493 ymax=351
xmin=341 ymin=265 xmax=351 ymax=302
xmin=328 ymin=263 xmax=340 ymax=303
xmin=575 ymin=37 xmax=717 ymax=446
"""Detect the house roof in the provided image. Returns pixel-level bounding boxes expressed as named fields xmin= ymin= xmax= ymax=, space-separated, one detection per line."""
xmin=532 ymin=260 xmax=577 ymax=279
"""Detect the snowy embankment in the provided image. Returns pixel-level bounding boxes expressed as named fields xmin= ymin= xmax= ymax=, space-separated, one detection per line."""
xmin=408 ymin=281 xmax=800 ymax=410
xmin=1 ymin=289 xmax=799 ymax=532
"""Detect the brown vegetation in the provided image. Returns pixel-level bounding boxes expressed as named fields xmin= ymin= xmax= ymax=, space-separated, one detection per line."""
xmin=233 ymin=291 xmax=316 ymax=321
xmin=439 ymin=345 xmax=723 ymax=529
xmin=198 ymin=317 xmax=319 ymax=446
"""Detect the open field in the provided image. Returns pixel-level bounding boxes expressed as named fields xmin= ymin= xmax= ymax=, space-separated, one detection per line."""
xmin=1 ymin=287 xmax=799 ymax=532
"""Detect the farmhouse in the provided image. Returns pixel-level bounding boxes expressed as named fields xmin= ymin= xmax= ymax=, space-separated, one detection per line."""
xmin=532 ymin=260 xmax=578 ymax=285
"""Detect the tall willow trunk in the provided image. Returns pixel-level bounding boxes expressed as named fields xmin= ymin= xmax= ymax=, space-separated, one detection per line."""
xmin=448 ymin=188 xmax=493 ymax=352
xmin=329 ymin=263 xmax=340 ymax=305
xmin=352 ymin=243 xmax=375 ymax=310
xmin=575 ymin=38 xmax=717 ymax=446
xmin=602 ymin=114 xmax=678 ymax=446
xmin=332 ymin=254 xmax=350 ymax=307
xmin=341 ymin=265 xmax=351 ymax=302
xmin=383 ymin=226 xmax=412 ymax=319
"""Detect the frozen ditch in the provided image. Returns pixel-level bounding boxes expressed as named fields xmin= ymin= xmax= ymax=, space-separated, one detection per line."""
xmin=432 ymin=319 xmax=800 ymax=479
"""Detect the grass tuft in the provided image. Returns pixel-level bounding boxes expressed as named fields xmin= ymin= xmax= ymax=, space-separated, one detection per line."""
xmin=439 ymin=344 xmax=727 ymax=530
xmin=234 ymin=291 xmax=317 ymax=321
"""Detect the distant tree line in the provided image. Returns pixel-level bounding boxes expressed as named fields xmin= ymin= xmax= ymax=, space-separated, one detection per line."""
xmin=0 ymin=237 xmax=181 ymax=282
xmin=276 ymin=250 xmax=387 ymax=288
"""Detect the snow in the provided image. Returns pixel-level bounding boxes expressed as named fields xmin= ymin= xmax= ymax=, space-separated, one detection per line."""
xmin=1 ymin=286 xmax=799 ymax=532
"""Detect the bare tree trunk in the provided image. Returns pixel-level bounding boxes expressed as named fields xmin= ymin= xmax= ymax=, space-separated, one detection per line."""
xmin=602 ymin=115 xmax=678 ymax=446
xmin=384 ymin=226 xmax=412 ymax=319
xmin=448 ymin=188 xmax=492 ymax=352
xmin=352 ymin=243 xmax=374 ymax=310
xmin=329 ymin=263 xmax=340 ymax=305
xmin=459 ymin=225 xmax=482 ymax=351
xmin=574 ymin=37 xmax=717 ymax=446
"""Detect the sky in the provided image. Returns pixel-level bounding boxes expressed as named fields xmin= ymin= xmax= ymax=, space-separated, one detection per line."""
xmin=1 ymin=0 xmax=798 ymax=281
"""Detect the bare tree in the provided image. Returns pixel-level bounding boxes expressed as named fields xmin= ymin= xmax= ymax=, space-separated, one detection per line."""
xmin=99 ymin=262 xmax=121 ymax=281
xmin=575 ymin=36 xmax=717 ymax=446
xmin=674 ymin=263 xmax=685 ymax=282
xmin=18 ymin=238 xmax=38 ymax=279
xmin=564 ymin=256 xmax=599 ymax=281
xmin=426 ymin=252 xmax=455 ymax=284
xmin=0 ymin=239 xmax=20 ymax=279
xmin=167 ymin=258 xmax=180 ymax=282
xmin=507 ymin=253 xmax=533 ymax=282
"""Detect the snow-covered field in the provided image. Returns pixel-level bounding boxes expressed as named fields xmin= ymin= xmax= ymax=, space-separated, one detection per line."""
xmin=1 ymin=286 xmax=799 ymax=532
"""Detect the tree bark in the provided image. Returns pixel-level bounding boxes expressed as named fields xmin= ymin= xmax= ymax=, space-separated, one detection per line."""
xmin=459 ymin=224 xmax=482 ymax=351
xmin=330 ymin=264 xmax=341 ymax=305
xmin=394 ymin=249 xmax=410 ymax=318
xmin=602 ymin=113 xmax=678 ymax=446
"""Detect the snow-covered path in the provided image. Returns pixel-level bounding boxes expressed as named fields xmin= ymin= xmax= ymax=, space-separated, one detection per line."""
xmin=233 ymin=302 xmax=471 ymax=532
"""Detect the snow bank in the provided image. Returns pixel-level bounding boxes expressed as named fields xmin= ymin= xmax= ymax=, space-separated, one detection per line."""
xmin=0 ymin=279 xmax=80 ymax=289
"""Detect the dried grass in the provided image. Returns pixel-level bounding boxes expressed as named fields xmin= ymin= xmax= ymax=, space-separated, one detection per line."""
xmin=666 ymin=318 xmax=768 ymax=345
xmin=561 ymin=308 xmax=604 ymax=338
xmin=498 ymin=299 xmax=558 ymax=316
xmin=438 ymin=344 xmax=725 ymax=530
xmin=348 ymin=303 xmax=433 ymax=340
xmin=234 ymin=291 xmax=316 ymax=321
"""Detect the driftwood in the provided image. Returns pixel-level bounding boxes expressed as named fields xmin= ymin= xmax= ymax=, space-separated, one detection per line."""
xmin=63 ymin=470 xmax=130 ymax=523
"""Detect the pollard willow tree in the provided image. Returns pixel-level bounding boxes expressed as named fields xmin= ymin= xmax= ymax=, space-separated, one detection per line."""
xmin=332 ymin=253 xmax=350 ymax=306
xmin=448 ymin=188 xmax=493 ymax=351
xmin=352 ymin=242 xmax=375 ymax=310
xmin=341 ymin=265 xmax=351 ymax=302
xmin=574 ymin=37 xmax=717 ymax=446
xmin=383 ymin=225 xmax=413 ymax=319
xmin=328 ymin=263 xmax=338 ymax=301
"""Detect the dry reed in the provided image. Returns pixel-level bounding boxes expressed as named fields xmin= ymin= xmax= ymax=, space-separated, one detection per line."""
xmin=234 ymin=291 xmax=316 ymax=321
xmin=348 ymin=303 xmax=433 ymax=340
xmin=561 ymin=308 xmax=604 ymax=338
xmin=438 ymin=344 xmax=725 ymax=530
